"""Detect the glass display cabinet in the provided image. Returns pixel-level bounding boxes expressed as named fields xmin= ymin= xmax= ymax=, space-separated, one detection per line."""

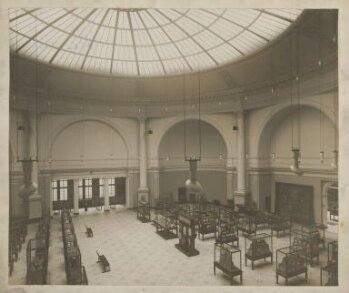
xmin=175 ymin=212 xmax=199 ymax=256
xmin=137 ymin=200 xmax=151 ymax=223
xmin=198 ymin=213 xmax=217 ymax=241
xmin=276 ymin=246 xmax=308 ymax=285
xmin=270 ymin=214 xmax=292 ymax=237
xmin=219 ymin=207 xmax=239 ymax=226
xmin=214 ymin=242 xmax=243 ymax=285
xmin=155 ymin=210 xmax=178 ymax=240
xmin=237 ymin=214 xmax=256 ymax=236
xmin=320 ymin=240 xmax=338 ymax=286
xmin=26 ymin=238 xmax=48 ymax=285
xmin=253 ymin=211 xmax=270 ymax=230
xmin=244 ymin=233 xmax=273 ymax=269
xmin=290 ymin=228 xmax=320 ymax=265
xmin=65 ymin=245 xmax=84 ymax=285
xmin=306 ymin=223 xmax=326 ymax=248
xmin=216 ymin=221 xmax=239 ymax=247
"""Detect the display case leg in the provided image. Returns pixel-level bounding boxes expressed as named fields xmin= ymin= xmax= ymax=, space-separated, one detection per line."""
xmin=276 ymin=273 xmax=278 ymax=284
xmin=252 ymin=261 xmax=254 ymax=270
xmin=240 ymin=273 xmax=242 ymax=284
xmin=285 ymin=277 xmax=288 ymax=286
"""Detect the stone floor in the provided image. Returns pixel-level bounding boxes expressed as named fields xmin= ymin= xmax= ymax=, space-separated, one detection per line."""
xmin=9 ymin=207 xmax=338 ymax=286
xmin=71 ymin=208 xmax=337 ymax=286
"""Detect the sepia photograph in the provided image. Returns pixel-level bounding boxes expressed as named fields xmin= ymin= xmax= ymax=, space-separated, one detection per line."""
xmin=1 ymin=1 xmax=348 ymax=292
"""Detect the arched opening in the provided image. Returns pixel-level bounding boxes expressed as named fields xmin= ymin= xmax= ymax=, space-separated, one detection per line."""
xmin=49 ymin=120 xmax=129 ymax=212
xmin=50 ymin=119 xmax=129 ymax=165
xmin=258 ymin=104 xmax=337 ymax=167
xmin=158 ymin=119 xmax=228 ymax=203
xmin=256 ymin=104 xmax=338 ymax=224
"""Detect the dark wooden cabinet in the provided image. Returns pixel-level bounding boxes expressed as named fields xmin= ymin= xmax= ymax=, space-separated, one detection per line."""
xmin=275 ymin=182 xmax=314 ymax=225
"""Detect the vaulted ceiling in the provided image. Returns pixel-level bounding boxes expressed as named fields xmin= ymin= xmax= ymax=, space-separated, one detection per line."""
xmin=9 ymin=8 xmax=303 ymax=77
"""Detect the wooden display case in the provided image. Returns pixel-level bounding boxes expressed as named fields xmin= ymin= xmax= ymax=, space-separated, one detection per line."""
xmin=175 ymin=213 xmax=199 ymax=256
xmin=270 ymin=214 xmax=291 ymax=237
xmin=306 ymin=224 xmax=326 ymax=248
xmin=214 ymin=242 xmax=243 ymax=285
xmin=276 ymin=246 xmax=308 ymax=285
xmin=290 ymin=228 xmax=320 ymax=265
xmin=61 ymin=210 xmax=88 ymax=285
xmin=253 ymin=211 xmax=270 ymax=230
xmin=26 ymin=238 xmax=48 ymax=285
xmin=237 ymin=214 xmax=256 ymax=236
xmin=155 ymin=210 xmax=178 ymax=240
xmin=320 ymin=241 xmax=338 ymax=286
xmin=198 ymin=213 xmax=217 ymax=241
xmin=244 ymin=233 xmax=273 ymax=269
xmin=137 ymin=201 xmax=151 ymax=223
xmin=216 ymin=221 xmax=239 ymax=247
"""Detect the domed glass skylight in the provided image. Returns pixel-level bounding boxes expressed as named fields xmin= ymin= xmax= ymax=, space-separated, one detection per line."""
xmin=9 ymin=8 xmax=303 ymax=76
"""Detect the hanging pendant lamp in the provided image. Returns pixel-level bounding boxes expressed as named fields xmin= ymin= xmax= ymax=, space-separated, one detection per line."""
xmin=183 ymin=70 xmax=204 ymax=198
xmin=289 ymin=29 xmax=302 ymax=175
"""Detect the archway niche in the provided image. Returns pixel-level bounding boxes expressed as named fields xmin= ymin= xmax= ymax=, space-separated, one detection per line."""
xmin=256 ymin=104 xmax=338 ymax=224
xmin=50 ymin=120 xmax=129 ymax=167
xmin=158 ymin=119 xmax=228 ymax=204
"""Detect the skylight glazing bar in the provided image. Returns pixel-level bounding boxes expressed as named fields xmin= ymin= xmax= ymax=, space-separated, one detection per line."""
xmin=10 ymin=8 xmax=40 ymax=22
xmin=136 ymin=11 xmax=166 ymax=75
xmin=203 ymin=9 xmax=270 ymax=43
xmin=16 ymin=8 xmax=77 ymax=53
xmin=255 ymin=9 xmax=294 ymax=23
xmin=175 ymin=9 xmax=245 ymax=58
xmin=49 ymin=8 xmax=97 ymax=64
xmin=127 ymin=11 xmax=140 ymax=75
xmin=155 ymin=9 xmax=219 ymax=66
xmin=110 ymin=10 xmax=119 ymax=73
xmin=146 ymin=9 xmax=193 ymax=72
xmin=80 ymin=9 xmax=110 ymax=70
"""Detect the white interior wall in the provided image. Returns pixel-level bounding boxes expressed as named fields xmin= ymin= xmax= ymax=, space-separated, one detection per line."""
xmin=9 ymin=93 xmax=338 ymax=220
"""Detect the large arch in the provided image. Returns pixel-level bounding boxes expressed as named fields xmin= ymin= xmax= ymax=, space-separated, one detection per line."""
xmin=256 ymin=99 xmax=337 ymax=160
xmin=151 ymin=115 xmax=233 ymax=167
xmin=47 ymin=116 xmax=130 ymax=161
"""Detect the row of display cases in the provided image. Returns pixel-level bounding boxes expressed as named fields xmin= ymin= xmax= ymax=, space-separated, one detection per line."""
xmin=213 ymin=235 xmax=338 ymax=286
xmin=9 ymin=217 xmax=28 ymax=276
xmin=26 ymin=216 xmax=50 ymax=285
xmin=61 ymin=209 xmax=88 ymax=285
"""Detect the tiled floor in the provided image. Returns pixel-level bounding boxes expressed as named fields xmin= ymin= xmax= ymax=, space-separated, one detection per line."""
xmin=9 ymin=208 xmax=338 ymax=286
xmin=71 ymin=208 xmax=337 ymax=286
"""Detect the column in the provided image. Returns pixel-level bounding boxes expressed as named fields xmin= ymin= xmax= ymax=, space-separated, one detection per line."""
xmin=137 ymin=118 xmax=149 ymax=203
xmin=234 ymin=111 xmax=250 ymax=206
xmin=226 ymin=169 xmax=234 ymax=200
xmin=103 ymin=179 xmax=110 ymax=212
xmin=73 ymin=179 xmax=79 ymax=215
